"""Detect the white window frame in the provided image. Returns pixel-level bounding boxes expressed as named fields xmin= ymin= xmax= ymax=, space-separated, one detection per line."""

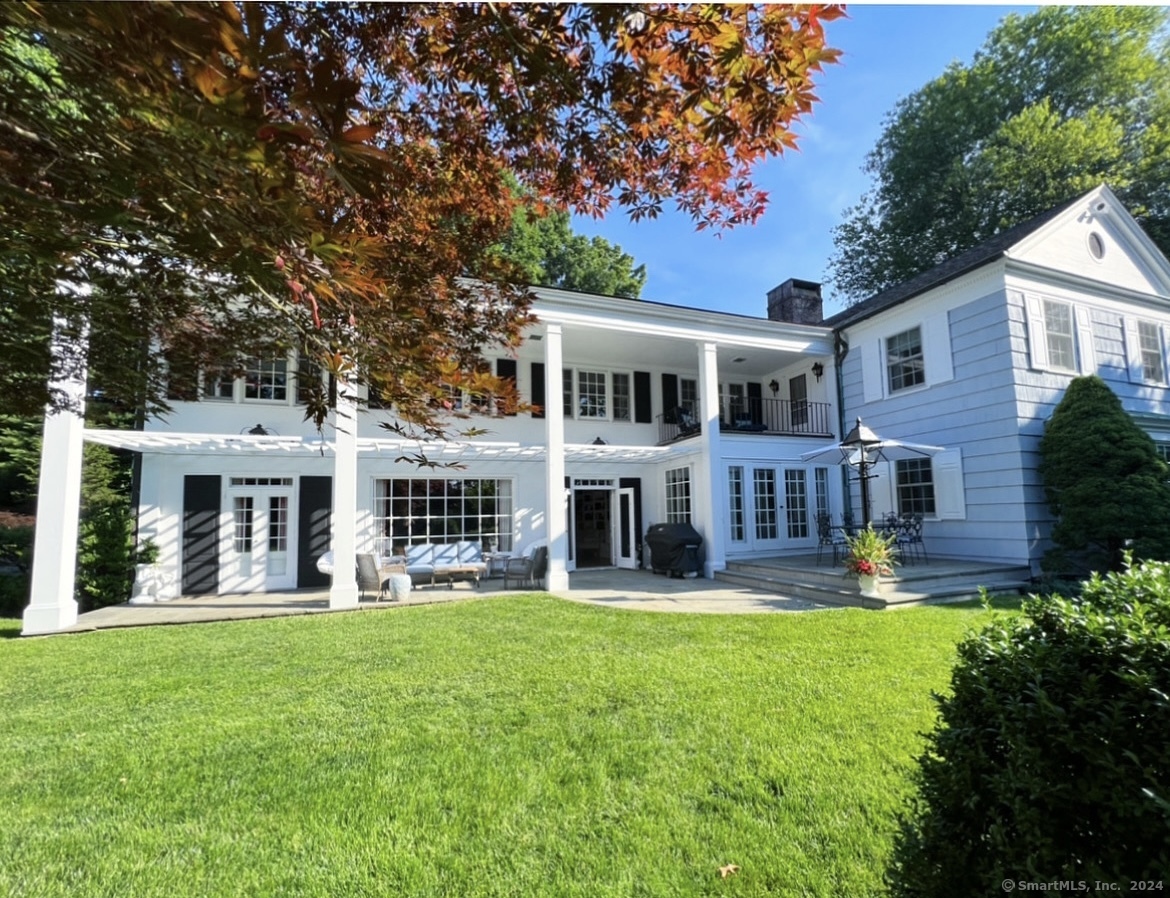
xmin=612 ymin=372 xmax=631 ymax=422
xmin=577 ymin=369 xmax=608 ymax=419
xmin=886 ymin=326 xmax=926 ymax=394
xmin=664 ymin=466 xmax=692 ymax=524
xmin=1138 ymin=320 xmax=1166 ymax=384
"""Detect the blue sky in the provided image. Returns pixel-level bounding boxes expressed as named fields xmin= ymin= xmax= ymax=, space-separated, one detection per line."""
xmin=571 ymin=5 xmax=1033 ymax=318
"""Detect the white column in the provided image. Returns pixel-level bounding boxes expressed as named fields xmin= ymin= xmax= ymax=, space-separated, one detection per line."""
xmin=696 ymin=341 xmax=726 ymax=577
xmin=544 ymin=325 xmax=570 ymax=591
xmin=329 ymin=375 xmax=359 ymax=609
xmin=24 ymin=325 xmax=87 ymax=635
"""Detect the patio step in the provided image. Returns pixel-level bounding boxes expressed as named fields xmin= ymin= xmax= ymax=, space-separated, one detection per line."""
xmin=715 ymin=556 xmax=1032 ymax=609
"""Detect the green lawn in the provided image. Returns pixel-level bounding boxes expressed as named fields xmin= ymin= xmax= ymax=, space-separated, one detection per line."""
xmin=0 ymin=596 xmax=1008 ymax=897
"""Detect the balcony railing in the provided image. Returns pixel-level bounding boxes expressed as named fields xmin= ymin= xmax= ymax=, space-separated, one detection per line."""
xmin=656 ymin=397 xmax=833 ymax=444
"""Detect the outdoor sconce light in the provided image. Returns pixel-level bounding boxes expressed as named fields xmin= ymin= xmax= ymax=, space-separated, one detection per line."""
xmin=247 ymin=424 xmax=268 ymax=435
xmin=812 ymin=362 xmax=825 ymax=382
xmin=768 ymin=379 xmax=780 ymax=395
xmin=592 ymin=436 xmax=607 ymax=445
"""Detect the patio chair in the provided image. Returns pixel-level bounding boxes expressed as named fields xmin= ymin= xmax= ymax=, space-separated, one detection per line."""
xmin=356 ymin=553 xmax=385 ymax=600
xmin=815 ymin=513 xmax=846 ymax=566
xmin=895 ymin=514 xmax=927 ymax=565
xmin=504 ymin=545 xmax=548 ymax=589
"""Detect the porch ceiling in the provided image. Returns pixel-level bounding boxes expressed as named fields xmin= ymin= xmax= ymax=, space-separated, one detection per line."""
xmin=83 ymin=429 xmax=681 ymax=463
xmin=555 ymin=326 xmax=822 ymax=376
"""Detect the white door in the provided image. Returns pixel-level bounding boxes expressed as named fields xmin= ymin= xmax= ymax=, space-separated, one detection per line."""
xmin=615 ymin=487 xmax=638 ymax=569
xmin=726 ymin=464 xmax=814 ymax=553
xmin=221 ymin=487 xmax=296 ymax=592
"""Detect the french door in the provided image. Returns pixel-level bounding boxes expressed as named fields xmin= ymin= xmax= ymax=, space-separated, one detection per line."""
xmin=221 ymin=479 xmax=297 ymax=592
xmin=726 ymin=464 xmax=814 ymax=553
xmin=615 ymin=487 xmax=638 ymax=569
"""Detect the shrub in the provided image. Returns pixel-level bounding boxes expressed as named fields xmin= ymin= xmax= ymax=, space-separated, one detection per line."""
xmin=889 ymin=558 xmax=1170 ymax=895
xmin=1038 ymin=375 xmax=1170 ymax=573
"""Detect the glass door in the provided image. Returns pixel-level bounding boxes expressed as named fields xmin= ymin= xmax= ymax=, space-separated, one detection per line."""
xmin=221 ymin=483 xmax=296 ymax=592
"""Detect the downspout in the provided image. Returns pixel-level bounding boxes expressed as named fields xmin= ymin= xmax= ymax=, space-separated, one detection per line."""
xmin=833 ymin=330 xmax=852 ymax=522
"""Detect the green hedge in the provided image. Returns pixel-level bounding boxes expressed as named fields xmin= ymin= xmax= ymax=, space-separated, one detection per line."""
xmin=889 ymin=559 xmax=1170 ymax=894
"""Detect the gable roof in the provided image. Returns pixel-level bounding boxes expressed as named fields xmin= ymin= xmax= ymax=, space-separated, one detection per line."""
xmin=824 ymin=194 xmax=1083 ymax=329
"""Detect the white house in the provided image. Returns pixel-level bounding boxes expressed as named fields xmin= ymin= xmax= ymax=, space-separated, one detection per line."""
xmin=21 ymin=184 xmax=1170 ymax=633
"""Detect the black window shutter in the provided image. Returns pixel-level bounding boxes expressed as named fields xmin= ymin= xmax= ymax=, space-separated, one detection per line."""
xmin=182 ymin=475 xmax=221 ymax=595
xmin=531 ymin=362 xmax=545 ymax=418
xmin=633 ymin=371 xmax=652 ymax=423
xmin=661 ymin=373 xmax=679 ymax=423
xmin=496 ymin=358 xmax=518 ymax=416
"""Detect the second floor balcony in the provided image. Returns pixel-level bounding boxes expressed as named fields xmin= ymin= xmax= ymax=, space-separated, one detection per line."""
xmin=657 ymin=396 xmax=834 ymax=445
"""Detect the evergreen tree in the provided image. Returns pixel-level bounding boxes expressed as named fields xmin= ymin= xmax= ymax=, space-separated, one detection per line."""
xmin=1038 ymin=376 xmax=1170 ymax=572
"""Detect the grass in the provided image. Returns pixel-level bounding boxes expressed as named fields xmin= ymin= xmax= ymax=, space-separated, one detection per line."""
xmin=0 ymin=595 xmax=1013 ymax=897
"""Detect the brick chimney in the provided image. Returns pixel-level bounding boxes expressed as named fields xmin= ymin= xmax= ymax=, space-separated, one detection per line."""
xmin=767 ymin=278 xmax=823 ymax=325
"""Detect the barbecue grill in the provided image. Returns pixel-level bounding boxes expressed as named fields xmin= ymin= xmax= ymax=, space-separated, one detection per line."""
xmin=644 ymin=522 xmax=703 ymax=578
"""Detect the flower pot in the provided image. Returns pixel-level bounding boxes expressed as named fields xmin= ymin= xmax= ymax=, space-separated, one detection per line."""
xmin=387 ymin=573 xmax=412 ymax=602
xmin=858 ymin=573 xmax=882 ymax=597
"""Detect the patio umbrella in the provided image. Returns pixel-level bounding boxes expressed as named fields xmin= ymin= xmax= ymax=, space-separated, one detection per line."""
xmin=800 ymin=418 xmax=945 ymax=527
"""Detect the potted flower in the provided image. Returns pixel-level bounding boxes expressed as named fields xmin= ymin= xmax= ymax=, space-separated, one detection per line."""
xmin=843 ymin=525 xmax=898 ymax=596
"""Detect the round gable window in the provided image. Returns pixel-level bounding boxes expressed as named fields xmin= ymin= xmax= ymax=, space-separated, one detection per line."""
xmin=1088 ymin=231 xmax=1106 ymax=260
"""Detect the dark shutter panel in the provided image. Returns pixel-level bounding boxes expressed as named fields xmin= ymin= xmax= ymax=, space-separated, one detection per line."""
xmin=531 ymin=362 xmax=545 ymax=418
xmin=496 ymin=358 xmax=518 ymax=416
xmin=297 ymin=476 xmax=333 ymax=588
xmin=747 ymin=382 xmax=763 ymax=426
xmin=633 ymin=371 xmax=652 ymax=423
xmin=619 ymin=477 xmax=643 ymax=549
xmin=661 ymin=373 xmax=679 ymax=423
xmin=182 ymin=475 xmax=221 ymax=595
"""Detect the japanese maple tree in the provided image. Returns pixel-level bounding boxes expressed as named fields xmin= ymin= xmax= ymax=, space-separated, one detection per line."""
xmin=0 ymin=3 xmax=842 ymax=431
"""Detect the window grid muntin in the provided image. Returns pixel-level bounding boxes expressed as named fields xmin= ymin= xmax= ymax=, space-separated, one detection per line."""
xmin=577 ymin=370 xmax=607 ymax=419
xmin=1138 ymin=321 xmax=1165 ymax=382
xmin=372 ymin=478 xmax=513 ymax=552
xmin=229 ymin=477 xmax=293 ymax=488
xmin=728 ymin=466 xmax=745 ymax=542
xmin=753 ymin=468 xmax=778 ymax=540
xmin=665 ymin=467 xmax=692 ymax=524
xmin=886 ymin=326 xmax=925 ymax=393
xmin=1043 ymin=300 xmax=1077 ymax=371
xmin=896 ymin=458 xmax=936 ymax=516
xmin=784 ymin=470 xmax=809 ymax=539
xmin=680 ymin=378 xmax=699 ymax=415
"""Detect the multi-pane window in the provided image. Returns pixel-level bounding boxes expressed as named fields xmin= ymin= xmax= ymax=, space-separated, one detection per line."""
xmin=814 ymin=467 xmax=829 ymax=517
xmin=232 ymin=497 xmax=254 ymax=553
xmin=612 ymin=373 xmax=631 ymax=422
xmin=1043 ymin=300 xmax=1077 ymax=372
xmin=896 ymin=458 xmax=936 ymax=516
xmin=562 ymin=368 xmax=574 ymax=417
xmin=372 ymin=478 xmax=513 ymax=552
xmin=727 ymin=467 xmax=746 ymax=542
xmin=1138 ymin=321 xmax=1165 ymax=382
xmin=204 ymin=364 xmax=236 ymax=400
xmin=244 ymin=356 xmax=288 ymax=401
xmin=723 ymin=383 xmax=747 ymax=424
xmin=1157 ymin=443 xmax=1170 ymax=465
xmin=753 ymin=468 xmax=778 ymax=540
xmin=665 ymin=467 xmax=692 ymax=523
xmin=577 ymin=370 xmax=607 ymax=418
xmin=680 ymin=378 xmax=699 ymax=414
xmin=886 ymin=326 xmax=925 ymax=393
xmin=784 ymin=470 xmax=809 ymax=539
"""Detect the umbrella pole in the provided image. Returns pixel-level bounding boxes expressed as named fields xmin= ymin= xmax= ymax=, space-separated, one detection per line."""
xmin=858 ymin=457 xmax=871 ymax=528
